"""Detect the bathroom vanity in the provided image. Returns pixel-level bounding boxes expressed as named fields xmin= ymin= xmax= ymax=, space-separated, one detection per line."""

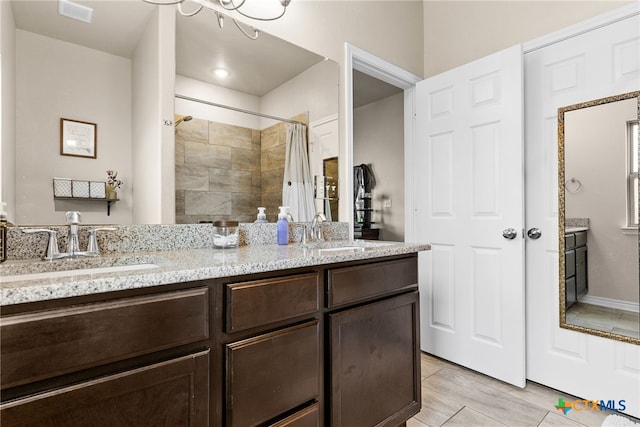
xmin=0 ymin=237 xmax=428 ymax=427
xmin=564 ymin=228 xmax=588 ymax=308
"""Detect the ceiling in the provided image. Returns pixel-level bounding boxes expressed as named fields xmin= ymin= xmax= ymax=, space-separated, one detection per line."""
xmin=11 ymin=0 xmax=402 ymax=103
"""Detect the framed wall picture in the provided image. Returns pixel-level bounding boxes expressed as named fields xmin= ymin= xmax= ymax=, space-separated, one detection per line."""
xmin=60 ymin=118 xmax=97 ymax=158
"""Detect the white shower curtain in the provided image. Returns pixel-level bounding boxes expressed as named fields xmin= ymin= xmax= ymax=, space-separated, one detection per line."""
xmin=282 ymin=123 xmax=316 ymax=222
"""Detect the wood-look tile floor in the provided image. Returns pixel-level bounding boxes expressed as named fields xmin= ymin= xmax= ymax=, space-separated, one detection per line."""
xmin=408 ymin=352 xmax=640 ymax=427
xmin=566 ymin=302 xmax=639 ymax=339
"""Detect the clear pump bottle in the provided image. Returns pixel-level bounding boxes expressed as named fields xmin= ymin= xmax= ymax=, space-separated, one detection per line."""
xmin=255 ymin=207 xmax=268 ymax=223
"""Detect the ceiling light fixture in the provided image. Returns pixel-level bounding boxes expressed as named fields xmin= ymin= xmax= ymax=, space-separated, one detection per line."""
xmin=213 ymin=68 xmax=229 ymax=78
xmin=58 ymin=0 xmax=93 ymax=24
xmin=142 ymin=0 xmax=291 ymax=40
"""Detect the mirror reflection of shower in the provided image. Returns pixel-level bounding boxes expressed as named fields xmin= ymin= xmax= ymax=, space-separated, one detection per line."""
xmin=175 ymin=115 xmax=193 ymax=127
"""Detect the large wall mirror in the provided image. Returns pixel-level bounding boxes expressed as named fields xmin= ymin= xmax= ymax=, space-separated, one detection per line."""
xmin=6 ymin=0 xmax=338 ymax=225
xmin=558 ymin=90 xmax=640 ymax=345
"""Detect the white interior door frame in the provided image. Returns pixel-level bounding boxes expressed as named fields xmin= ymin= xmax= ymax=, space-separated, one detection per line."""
xmin=344 ymin=43 xmax=421 ymax=238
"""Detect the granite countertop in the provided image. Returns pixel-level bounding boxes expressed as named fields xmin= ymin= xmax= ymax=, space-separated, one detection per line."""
xmin=565 ymin=226 xmax=589 ymax=233
xmin=0 ymin=241 xmax=430 ymax=306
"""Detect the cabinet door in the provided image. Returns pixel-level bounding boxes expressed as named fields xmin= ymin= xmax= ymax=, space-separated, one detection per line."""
xmin=226 ymin=321 xmax=319 ymax=427
xmin=329 ymin=292 xmax=420 ymax=427
xmin=0 ymin=350 xmax=209 ymax=427
xmin=575 ymin=246 xmax=588 ymax=296
xmin=566 ymin=277 xmax=577 ymax=308
xmin=565 ymin=250 xmax=575 ymax=279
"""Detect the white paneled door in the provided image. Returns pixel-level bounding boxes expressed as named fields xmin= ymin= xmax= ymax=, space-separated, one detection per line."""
xmin=525 ymin=12 xmax=640 ymax=418
xmin=414 ymin=45 xmax=526 ymax=387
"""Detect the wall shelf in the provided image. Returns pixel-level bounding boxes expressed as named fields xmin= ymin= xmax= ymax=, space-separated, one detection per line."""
xmin=53 ymin=197 xmax=118 ymax=216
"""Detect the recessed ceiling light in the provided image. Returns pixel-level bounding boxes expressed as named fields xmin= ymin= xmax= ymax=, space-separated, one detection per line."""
xmin=213 ymin=68 xmax=229 ymax=78
xmin=58 ymin=0 xmax=93 ymax=24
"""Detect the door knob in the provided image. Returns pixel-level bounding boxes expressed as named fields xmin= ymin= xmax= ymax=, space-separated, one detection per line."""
xmin=527 ymin=228 xmax=542 ymax=239
xmin=502 ymin=228 xmax=517 ymax=240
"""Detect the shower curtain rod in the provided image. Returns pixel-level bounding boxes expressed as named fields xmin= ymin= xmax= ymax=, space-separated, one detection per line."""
xmin=175 ymin=94 xmax=306 ymax=126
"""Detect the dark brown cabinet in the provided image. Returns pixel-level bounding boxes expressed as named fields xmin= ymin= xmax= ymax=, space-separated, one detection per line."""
xmin=1 ymin=254 xmax=421 ymax=427
xmin=0 ymin=287 xmax=211 ymax=426
xmin=327 ymin=257 xmax=421 ymax=427
xmin=219 ymin=272 xmax=322 ymax=427
xmin=0 ymin=350 xmax=210 ymax=427
xmin=565 ymin=230 xmax=588 ymax=308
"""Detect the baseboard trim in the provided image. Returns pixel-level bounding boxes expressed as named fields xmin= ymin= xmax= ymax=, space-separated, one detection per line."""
xmin=579 ymin=295 xmax=639 ymax=314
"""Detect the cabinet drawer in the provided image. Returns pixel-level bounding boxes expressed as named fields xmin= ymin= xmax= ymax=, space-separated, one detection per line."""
xmin=1 ymin=288 xmax=209 ymax=389
xmin=225 ymin=273 xmax=319 ymax=333
xmin=226 ymin=321 xmax=319 ymax=427
xmin=574 ymin=231 xmax=587 ymax=247
xmin=565 ymin=234 xmax=576 ymax=250
xmin=327 ymin=257 xmax=417 ymax=308
xmin=0 ymin=350 xmax=210 ymax=426
xmin=270 ymin=402 xmax=320 ymax=427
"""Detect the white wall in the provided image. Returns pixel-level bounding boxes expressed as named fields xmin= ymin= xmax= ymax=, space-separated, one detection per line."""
xmin=16 ymin=30 xmax=132 ymax=225
xmin=176 ymin=59 xmax=338 ymax=131
xmin=260 ymin=59 xmax=339 ymax=128
xmin=422 ymin=1 xmax=633 ymax=78
xmin=242 ymin=1 xmax=425 ymax=221
xmin=1 ymin=0 xmax=16 ymax=223
xmin=565 ymin=97 xmax=639 ymax=303
xmin=132 ymin=7 xmax=175 ymax=224
xmin=354 ymin=93 xmax=404 ymax=241
xmin=175 ymin=75 xmax=262 ymax=129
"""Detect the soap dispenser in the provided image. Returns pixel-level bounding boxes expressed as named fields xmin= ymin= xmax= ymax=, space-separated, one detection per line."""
xmin=277 ymin=206 xmax=289 ymax=245
xmin=0 ymin=202 xmax=7 ymax=263
xmin=255 ymin=207 xmax=268 ymax=223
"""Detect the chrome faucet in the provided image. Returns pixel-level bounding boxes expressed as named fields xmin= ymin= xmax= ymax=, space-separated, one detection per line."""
xmin=311 ymin=212 xmax=327 ymax=241
xmin=22 ymin=211 xmax=114 ymax=260
xmin=65 ymin=211 xmax=81 ymax=256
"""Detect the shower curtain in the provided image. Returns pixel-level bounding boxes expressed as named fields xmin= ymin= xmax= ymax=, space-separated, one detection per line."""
xmin=282 ymin=123 xmax=315 ymax=222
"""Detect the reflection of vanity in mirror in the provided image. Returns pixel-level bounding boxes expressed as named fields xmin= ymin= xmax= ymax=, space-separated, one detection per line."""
xmin=558 ymin=90 xmax=640 ymax=344
xmin=5 ymin=0 xmax=339 ymax=225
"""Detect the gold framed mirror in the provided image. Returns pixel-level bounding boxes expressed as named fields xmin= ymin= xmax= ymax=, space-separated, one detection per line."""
xmin=558 ymin=90 xmax=640 ymax=345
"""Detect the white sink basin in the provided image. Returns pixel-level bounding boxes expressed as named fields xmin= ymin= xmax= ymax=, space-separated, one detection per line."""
xmin=1 ymin=263 xmax=161 ymax=283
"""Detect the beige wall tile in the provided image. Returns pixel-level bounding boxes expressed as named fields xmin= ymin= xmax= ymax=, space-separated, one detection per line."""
xmin=185 ymin=190 xmax=231 ymax=215
xmin=210 ymin=122 xmax=253 ymax=150
xmin=185 ymin=141 xmax=231 ymax=169
xmin=261 ymin=168 xmax=284 ymax=193
xmin=176 ymin=118 xmax=208 ymax=144
xmin=176 ymin=164 xmax=209 ymax=191
xmin=175 ymin=190 xmax=185 ymax=215
xmin=231 ymin=147 xmax=260 ymax=172
xmin=209 ymin=168 xmax=253 ymax=193
xmin=175 ymin=139 xmax=185 ymax=166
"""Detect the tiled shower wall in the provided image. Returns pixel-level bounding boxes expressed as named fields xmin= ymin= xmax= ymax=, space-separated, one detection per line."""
xmin=175 ymin=113 xmax=308 ymax=224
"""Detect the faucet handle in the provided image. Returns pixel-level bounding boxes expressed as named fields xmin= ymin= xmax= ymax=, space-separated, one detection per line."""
xmin=293 ymin=224 xmax=312 ymax=244
xmin=87 ymin=227 xmax=117 ymax=255
xmin=22 ymin=228 xmax=61 ymax=260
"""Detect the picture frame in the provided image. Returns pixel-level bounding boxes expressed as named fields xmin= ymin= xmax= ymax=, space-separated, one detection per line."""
xmin=60 ymin=118 xmax=97 ymax=158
